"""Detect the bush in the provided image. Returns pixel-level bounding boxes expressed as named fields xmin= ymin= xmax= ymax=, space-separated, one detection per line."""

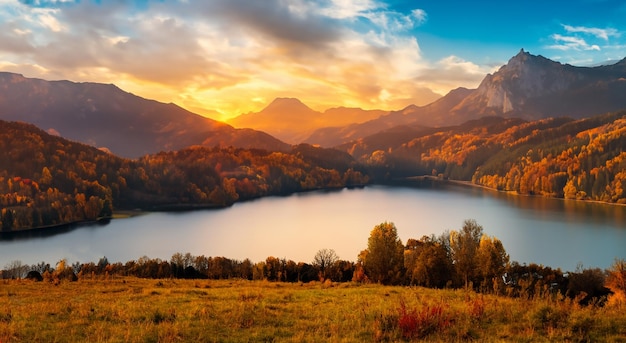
xmin=532 ymin=305 xmax=568 ymax=331
xmin=397 ymin=301 xmax=451 ymax=339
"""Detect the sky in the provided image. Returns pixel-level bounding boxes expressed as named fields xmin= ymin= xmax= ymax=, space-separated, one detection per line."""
xmin=1 ymin=0 xmax=625 ymax=121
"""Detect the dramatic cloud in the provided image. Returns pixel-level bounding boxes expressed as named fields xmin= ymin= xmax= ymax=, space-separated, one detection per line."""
xmin=0 ymin=0 xmax=495 ymax=120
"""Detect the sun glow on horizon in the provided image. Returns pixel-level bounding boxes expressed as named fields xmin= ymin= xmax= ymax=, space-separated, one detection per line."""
xmin=0 ymin=0 xmax=624 ymax=122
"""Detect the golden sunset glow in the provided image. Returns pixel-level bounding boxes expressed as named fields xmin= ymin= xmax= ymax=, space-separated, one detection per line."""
xmin=1 ymin=1 xmax=624 ymax=121
xmin=0 ymin=1 xmax=500 ymax=121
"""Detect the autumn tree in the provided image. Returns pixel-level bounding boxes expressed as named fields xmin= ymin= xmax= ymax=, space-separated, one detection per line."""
xmin=606 ymin=258 xmax=626 ymax=307
xmin=363 ymin=222 xmax=405 ymax=285
xmin=327 ymin=260 xmax=355 ymax=282
xmin=476 ymin=234 xmax=509 ymax=292
xmin=312 ymin=248 xmax=339 ymax=281
xmin=404 ymin=235 xmax=453 ymax=288
xmin=450 ymin=219 xmax=483 ymax=288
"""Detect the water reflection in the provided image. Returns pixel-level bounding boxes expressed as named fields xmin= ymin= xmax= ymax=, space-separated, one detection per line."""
xmin=1 ymin=184 xmax=625 ymax=271
xmin=0 ymin=220 xmax=110 ymax=242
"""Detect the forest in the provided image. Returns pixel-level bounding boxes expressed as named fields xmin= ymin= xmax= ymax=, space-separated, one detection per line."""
xmin=0 ymin=120 xmax=368 ymax=231
xmin=351 ymin=110 xmax=626 ymax=203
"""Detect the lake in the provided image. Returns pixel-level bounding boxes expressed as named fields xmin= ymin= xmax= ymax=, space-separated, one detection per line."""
xmin=1 ymin=183 xmax=625 ymax=272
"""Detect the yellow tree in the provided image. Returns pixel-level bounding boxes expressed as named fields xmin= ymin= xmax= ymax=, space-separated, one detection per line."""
xmin=476 ymin=234 xmax=509 ymax=292
xmin=363 ymin=222 xmax=404 ymax=285
xmin=450 ymin=219 xmax=483 ymax=288
xmin=606 ymin=258 xmax=626 ymax=307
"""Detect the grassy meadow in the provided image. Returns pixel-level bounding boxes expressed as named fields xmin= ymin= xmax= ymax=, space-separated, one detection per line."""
xmin=1 ymin=277 xmax=625 ymax=342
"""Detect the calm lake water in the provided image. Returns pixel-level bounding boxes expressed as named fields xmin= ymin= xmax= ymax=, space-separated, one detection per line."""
xmin=1 ymin=184 xmax=625 ymax=271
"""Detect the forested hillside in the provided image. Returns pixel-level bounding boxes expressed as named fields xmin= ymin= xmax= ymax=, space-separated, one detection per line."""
xmin=350 ymin=110 xmax=626 ymax=203
xmin=0 ymin=121 xmax=368 ymax=231
xmin=3 ymin=109 xmax=626 ymax=232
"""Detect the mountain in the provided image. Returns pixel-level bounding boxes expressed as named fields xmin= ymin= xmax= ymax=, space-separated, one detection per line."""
xmin=0 ymin=72 xmax=289 ymax=158
xmin=305 ymin=87 xmax=474 ymax=147
xmin=228 ymin=98 xmax=320 ymax=144
xmin=447 ymin=49 xmax=626 ymax=123
xmin=227 ymin=98 xmax=387 ymax=144
xmin=305 ymin=50 xmax=626 ymax=147
xmin=322 ymin=106 xmax=387 ymax=125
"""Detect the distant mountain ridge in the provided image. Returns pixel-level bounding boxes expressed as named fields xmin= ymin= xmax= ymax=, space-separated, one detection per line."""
xmin=304 ymin=50 xmax=626 ymax=147
xmin=3 ymin=50 xmax=625 ymax=154
xmin=0 ymin=72 xmax=289 ymax=158
xmin=227 ymin=97 xmax=387 ymax=144
xmin=304 ymin=88 xmax=474 ymax=146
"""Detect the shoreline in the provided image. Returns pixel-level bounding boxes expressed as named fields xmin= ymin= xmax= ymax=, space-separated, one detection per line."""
xmin=400 ymin=175 xmax=626 ymax=208
xmin=3 ymin=178 xmax=624 ymax=236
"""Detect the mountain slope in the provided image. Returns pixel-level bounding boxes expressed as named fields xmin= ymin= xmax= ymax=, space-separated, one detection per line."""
xmin=339 ymin=110 xmax=626 ymax=203
xmin=447 ymin=49 xmax=626 ymax=123
xmin=228 ymin=98 xmax=387 ymax=144
xmin=305 ymin=87 xmax=473 ymax=147
xmin=0 ymin=72 xmax=289 ymax=158
xmin=307 ymin=50 xmax=626 ymax=147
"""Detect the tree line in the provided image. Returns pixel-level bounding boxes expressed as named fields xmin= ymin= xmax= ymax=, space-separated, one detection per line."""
xmin=3 ymin=219 xmax=624 ymax=306
xmin=0 ymin=120 xmax=369 ymax=231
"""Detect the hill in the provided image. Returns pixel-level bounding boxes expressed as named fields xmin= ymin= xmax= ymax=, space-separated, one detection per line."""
xmin=228 ymin=98 xmax=386 ymax=144
xmin=342 ymin=110 xmax=626 ymax=203
xmin=0 ymin=72 xmax=289 ymax=158
xmin=0 ymin=120 xmax=368 ymax=232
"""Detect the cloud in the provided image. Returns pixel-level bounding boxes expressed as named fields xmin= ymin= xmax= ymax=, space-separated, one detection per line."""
xmin=0 ymin=0 xmax=481 ymax=120
xmin=319 ymin=0 xmax=380 ymax=19
xmin=547 ymin=24 xmax=623 ymax=53
xmin=544 ymin=23 xmax=625 ymax=66
xmin=217 ymin=1 xmax=341 ymax=45
xmin=549 ymin=34 xmax=600 ymax=51
xmin=563 ymin=24 xmax=620 ymax=41
xmin=363 ymin=9 xmax=426 ymax=32
xmin=416 ymin=56 xmax=496 ymax=94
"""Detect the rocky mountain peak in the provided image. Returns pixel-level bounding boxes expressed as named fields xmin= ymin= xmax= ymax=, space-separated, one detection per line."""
xmin=469 ymin=50 xmax=579 ymax=114
xmin=507 ymin=48 xmax=531 ymax=66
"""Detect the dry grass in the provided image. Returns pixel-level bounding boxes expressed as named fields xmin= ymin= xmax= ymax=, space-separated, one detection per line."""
xmin=0 ymin=277 xmax=625 ymax=342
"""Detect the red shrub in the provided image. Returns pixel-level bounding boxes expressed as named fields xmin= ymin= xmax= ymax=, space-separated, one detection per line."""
xmin=397 ymin=300 xmax=451 ymax=339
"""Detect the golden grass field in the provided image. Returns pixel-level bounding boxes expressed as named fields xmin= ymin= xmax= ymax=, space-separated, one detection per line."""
xmin=1 ymin=277 xmax=625 ymax=342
